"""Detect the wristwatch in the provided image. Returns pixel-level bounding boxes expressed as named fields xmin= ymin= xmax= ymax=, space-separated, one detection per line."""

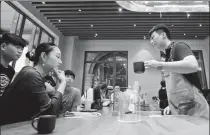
xmin=157 ymin=62 xmax=163 ymax=71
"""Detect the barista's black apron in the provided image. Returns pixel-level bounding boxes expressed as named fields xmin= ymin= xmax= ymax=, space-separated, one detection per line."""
xmin=165 ymin=42 xmax=209 ymax=119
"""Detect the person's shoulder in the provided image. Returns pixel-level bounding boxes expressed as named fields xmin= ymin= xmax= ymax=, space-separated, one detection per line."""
xmin=19 ymin=66 xmax=41 ymax=79
xmin=71 ymin=87 xmax=80 ymax=92
xmin=174 ymin=41 xmax=190 ymax=49
xmin=7 ymin=65 xmax=15 ymax=72
xmin=0 ymin=64 xmax=15 ymax=73
xmin=70 ymin=87 xmax=81 ymax=95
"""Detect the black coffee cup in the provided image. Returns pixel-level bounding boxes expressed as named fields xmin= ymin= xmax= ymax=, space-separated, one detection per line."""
xmin=133 ymin=61 xmax=145 ymax=74
xmin=32 ymin=115 xmax=56 ymax=134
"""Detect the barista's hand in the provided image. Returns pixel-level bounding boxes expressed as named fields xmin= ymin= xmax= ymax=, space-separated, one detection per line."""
xmin=163 ymin=106 xmax=171 ymax=115
xmin=144 ymin=60 xmax=160 ymax=69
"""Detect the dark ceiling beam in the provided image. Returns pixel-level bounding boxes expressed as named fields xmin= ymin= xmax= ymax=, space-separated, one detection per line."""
xmin=60 ymin=31 xmax=209 ymax=36
xmin=53 ymin=22 xmax=208 ymax=26
xmin=55 ymin=25 xmax=208 ymax=28
xmin=62 ymin=33 xmax=207 ymax=36
xmin=38 ymin=7 xmax=121 ymax=11
xmin=50 ymin=18 xmax=209 ymax=22
xmin=48 ymin=17 xmax=209 ymax=21
xmin=78 ymin=35 xmax=206 ymax=37
xmin=79 ymin=38 xmax=205 ymax=40
xmin=56 ymin=26 xmax=209 ymax=29
xmin=40 ymin=11 xmax=210 ymax=14
xmin=44 ymin=14 xmax=209 ymax=18
xmin=52 ymin=22 xmax=209 ymax=25
xmin=32 ymin=2 xmax=117 ymax=7
xmin=77 ymin=36 xmax=206 ymax=38
xmin=60 ymin=30 xmax=208 ymax=33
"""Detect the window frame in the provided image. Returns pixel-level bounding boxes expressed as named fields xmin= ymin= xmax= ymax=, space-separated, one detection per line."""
xmin=4 ymin=1 xmax=55 ymax=69
xmin=82 ymin=51 xmax=128 ymax=94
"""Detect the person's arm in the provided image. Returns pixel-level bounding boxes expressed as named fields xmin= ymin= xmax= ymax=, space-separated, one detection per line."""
xmin=30 ymin=69 xmax=66 ymax=117
xmin=71 ymin=89 xmax=81 ymax=112
xmin=145 ymin=42 xmax=199 ymax=74
xmin=159 ymin=55 xmax=199 ymax=73
xmin=161 ymin=42 xmax=199 ymax=73
xmin=29 ymin=84 xmax=62 ymax=117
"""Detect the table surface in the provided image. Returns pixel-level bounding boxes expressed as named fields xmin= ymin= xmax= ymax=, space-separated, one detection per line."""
xmin=1 ymin=107 xmax=209 ymax=135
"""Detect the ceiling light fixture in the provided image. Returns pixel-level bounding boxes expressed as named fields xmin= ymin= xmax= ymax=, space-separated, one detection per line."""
xmin=199 ymin=24 xmax=202 ymax=27
xmin=78 ymin=9 xmax=81 ymax=12
xmin=184 ymin=33 xmax=186 ymax=35
xmin=134 ymin=24 xmax=136 ymax=27
xmin=187 ymin=13 xmax=190 ymax=18
xmin=143 ymin=36 xmax=146 ymax=39
xmin=42 ymin=2 xmax=45 ymax=4
xmin=58 ymin=20 xmax=61 ymax=22
xmin=116 ymin=1 xmax=209 ymax=12
xmin=118 ymin=8 xmax=122 ymax=12
xmin=91 ymin=24 xmax=93 ymax=27
xmin=195 ymin=36 xmax=197 ymax=38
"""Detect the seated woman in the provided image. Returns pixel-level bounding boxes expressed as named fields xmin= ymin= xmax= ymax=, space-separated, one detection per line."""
xmin=1 ymin=43 xmax=66 ymax=125
xmin=91 ymin=82 xmax=111 ymax=109
xmin=100 ymin=83 xmax=112 ymax=107
xmin=81 ymin=81 xmax=99 ymax=105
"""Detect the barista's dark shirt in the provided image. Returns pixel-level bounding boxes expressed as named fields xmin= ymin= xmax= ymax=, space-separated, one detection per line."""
xmin=165 ymin=41 xmax=202 ymax=90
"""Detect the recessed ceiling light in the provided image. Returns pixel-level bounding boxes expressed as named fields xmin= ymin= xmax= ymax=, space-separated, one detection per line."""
xmin=199 ymin=24 xmax=202 ymax=27
xmin=94 ymin=33 xmax=98 ymax=37
xmin=118 ymin=8 xmax=122 ymax=12
xmin=195 ymin=36 xmax=197 ymax=38
xmin=91 ymin=24 xmax=93 ymax=27
xmin=171 ymin=24 xmax=174 ymax=26
xmin=58 ymin=20 xmax=61 ymax=22
xmin=42 ymin=2 xmax=45 ymax=4
xmin=187 ymin=13 xmax=190 ymax=18
xmin=78 ymin=9 xmax=81 ymax=12
xmin=184 ymin=33 xmax=186 ymax=35
xmin=149 ymin=13 xmax=151 ymax=14
xmin=134 ymin=24 xmax=136 ymax=27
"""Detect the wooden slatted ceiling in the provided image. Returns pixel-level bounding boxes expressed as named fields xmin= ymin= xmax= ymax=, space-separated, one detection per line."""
xmin=31 ymin=1 xmax=209 ymax=40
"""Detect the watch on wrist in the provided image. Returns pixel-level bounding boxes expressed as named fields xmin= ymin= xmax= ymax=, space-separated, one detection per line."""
xmin=157 ymin=62 xmax=163 ymax=71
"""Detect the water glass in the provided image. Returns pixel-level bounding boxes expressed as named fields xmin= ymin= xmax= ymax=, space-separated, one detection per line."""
xmin=117 ymin=90 xmax=142 ymax=123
